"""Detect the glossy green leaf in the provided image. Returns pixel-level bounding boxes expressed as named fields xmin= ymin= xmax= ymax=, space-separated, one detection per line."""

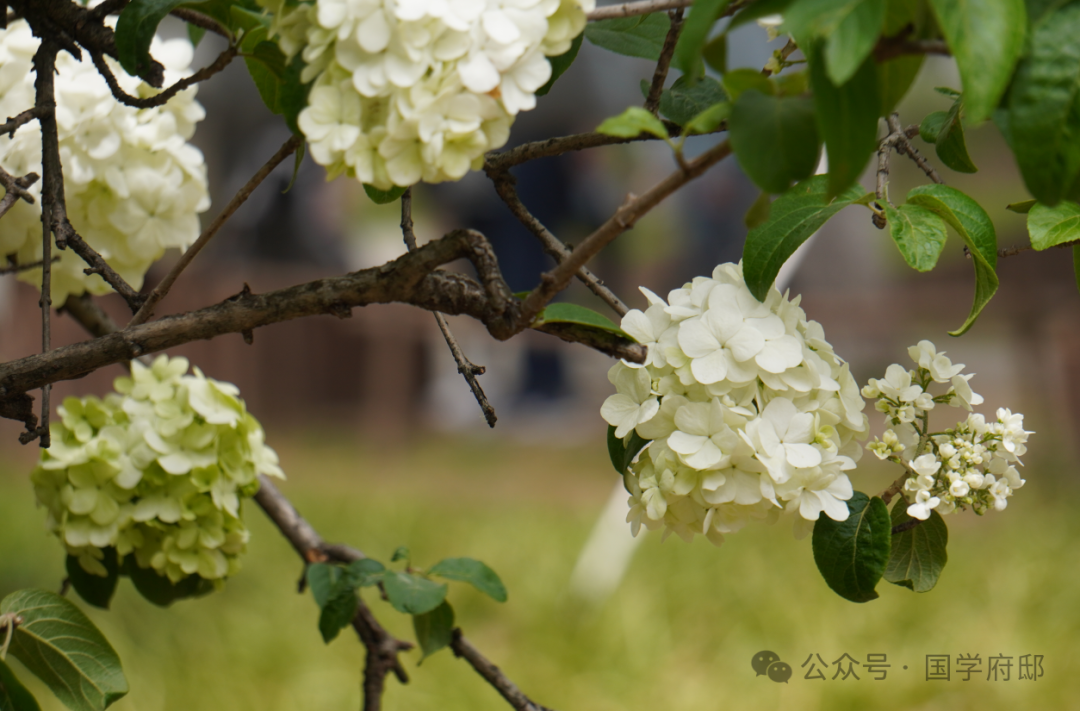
xmin=885 ymin=499 xmax=948 ymax=592
xmin=428 ymin=558 xmax=508 ymax=602
xmin=1028 ymin=200 xmax=1080 ymax=250
xmin=878 ymin=54 xmax=924 ymax=116
xmin=363 ymin=184 xmax=408 ymax=204
xmin=318 ymin=579 xmax=358 ymax=644
xmin=596 ymin=107 xmax=670 ymax=140
xmin=607 ymin=425 xmax=650 ymax=475
xmin=279 ymin=53 xmax=312 ymax=136
xmin=240 ymin=27 xmax=288 ymax=114
xmin=702 ymin=33 xmax=727 ymax=74
xmin=382 ymin=572 xmax=448 ymax=615
xmin=727 ymin=0 xmax=796 ymax=31
xmin=413 ymin=601 xmax=455 ymax=662
xmin=1 ymin=590 xmax=128 ymax=711
xmin=826 ymin=0 xmax=887 ymax=86
xmin=919 ymin=110 xmax=947 ymax=143
xmin=808 ymin=43 xmax=880 ymax=197
xmin=115 ymin=0 xmax=187 ymax=82
xmin=673 ymin=0 xmax=732 ymax=80
xmin=812 ymin=492 xmax=891 ymax=603
xmin=534 ymin=302 xmax=634 ymax=340
xmin=906 ymin=184 xmax=999 ymax=334
xmin=742 ymin=175 xmax=869 ymax=300
xmin=0 ymin=658 xmax=40 ymax=711
xmin=885 ymin=203 xmax=948 ymax=272
xmin=186 ymin=22 xmax=206 ymax=48
xmin=306 ymin=563 xmax=341 ymax=608
xmin=929 ymin=0 xmax=1025 ymax=124
xmin=347 ymin=559 xmax=387 ymax=587
xmin=122 ymin=558 xmax=214 ymax=607
xmin=537 ymin=32 xmax=583 ymax=97
xmin=1010 ymin=2 xmax=1080 ymax=204
xmin=65 ymin=549 xmax=120 ymax=610
xmin=1006 ymin=199 xmax=1037 ymax=213
xmin=934 ymin=101 xmax=978 ymax=173
xmin=585 ymin=13 xmax=671 ymax=60
xmin=744 ymin=190 xmax=772 ymax=229
xmin=684 ymin=101 xmax=730 ymax=135
xmin=730 ymin=90 xmax=820 ymax=194
xmin=658 ymin=76 xmax=727 ymax=126
xmin=772 ymin=70 xmax=808 ymax=97
xmin=721 ymin=68 xmax=775 ymax=102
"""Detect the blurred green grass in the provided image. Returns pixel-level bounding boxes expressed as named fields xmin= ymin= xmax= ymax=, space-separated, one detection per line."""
xmin=1 ymin=432 xmax=1078 ymax=711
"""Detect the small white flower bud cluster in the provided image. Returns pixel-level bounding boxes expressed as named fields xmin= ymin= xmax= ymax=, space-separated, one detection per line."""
xmin=600 ymin=262 xmax=869 ymax=545
xmin=865 ymin=341 xmax=1030 ymax=520
xmin=31 ymin=356 xmax=284 ymax=585
xmin=0 ymin=20 xmax=210 ymax=303
xmin=260 ymin=0 xmax=591 ymax=188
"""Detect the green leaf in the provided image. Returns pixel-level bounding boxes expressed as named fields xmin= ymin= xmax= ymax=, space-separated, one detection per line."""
xmin=1 ymin=590 xmax=128 ymax=711
xmin=720 ymin=68 xmax=775 ymax=103
xmin=812 ymin=493 xmax=891 ymax=603
xmin=279 ymin=53 xmax=313 ymax=136
xmin=730 ymin=90 xmax=820 ymax=194
xmin=186 ymin=22 xmax=207 ymax=48
xmin=533 ymin=302 xmax=634 ymax=340
xmin=744 ymin=190 xmax=772 ymax=229
xmin=1027 ymin=200 xmax=1080 ymax=250
xmin=306 ymin=563 xmax=341 ymax=608
xmin=934 ymin=100 xmax=978 ymax=173
xmin=742 ymin=175 xmax=869 ymax=300
xmin=607 ymin=425 xmax=650 ymax=475
xmin=885 ymin=499 xmax=948 ymax=592
xmin=885 ymin=203 xmax=948 ymax=272
xmin=596 ymin=107 xmax=670 ymax=140
xmin=928 ymin=0 xmax=1025 ymax=124
xmin=727 ymin=0 xmax=796 ymax=31
xmin=428 ymin=558 xmax=508 ymax=602
xmin=240 ymin=27 xmax=288 ymax=115
xmin=115 ymin=0 xmax=187 ymax=82
xmin=673 ymin=0 xmax=732 ymax=80
xmin=228 ymin=5 xmax=271 ymax=32
xmin=773 ymin=70 xmax=808 ymax=97
xmin=537 ymin=32 xmax=583 ymax=97
xmin=363 ymin=184 xmax=409 ymax=204
xmin=878 ymin=54 xmax=924 ymax=116
xmin=584 ymin=13 xmax=671 ymax=60
xmin=906 ymin=184 xmax=999 ymax=335
xmin=684 ymin=101 xmax=730 ymax=135
xmin=825 ymin=0 xmax=888 ymax=86
xmin=381 ymin=572 xmax=448 ymax=615
xmin=808 ymin=43 xmax=880 ymax=197
xmin=413 ymin=601 xmax=455 ymax=662
xmin=702 ymin=33 xmax=727 ymax=74
xmin=318 ymin=579 xmax=358 ymax=644
xmin=1006 ymin=199 xmax=1037 ymax=213
xmin=65 ymin=549 xmax=120 ymax=610
xmin=391 ymin=546 xmax=411 ymax=563
xmin=0 ymin=658 xmax=40 ymax=711
xmin=1009 ymin=2 xmax=1080 ymax=204
xmin=346 ymin=559 xmax=386 ymax=588
xmin=919 ymin=110 xmax=948 ymax=143
xmin=122 ymin=558 xmax=214 ymax=607
xmin=657 ymin=75 xmax=727 ymax=126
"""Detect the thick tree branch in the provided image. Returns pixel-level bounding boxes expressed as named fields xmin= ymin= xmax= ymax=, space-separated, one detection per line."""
xmin=59 ymin=293 xmax=120 ymax=338
xmin=450 ymin=630 xmax=554 ymax=711
xmin=130 ymin=135 xmax=303 ymax=327
xmin=643 ymin=8 xmax=684 ymax=115
xmin=169 ymin=7 xmax=232 ymax=40
xmin=401 ymin=188 xmax=497 ymax=427
xmin=486 ymin=168 xmax=628 ymax=317
xmin=90 ymin=45 xmax=238 ymax=110
xmin=517 ymin=139 xmax=732 ymax=326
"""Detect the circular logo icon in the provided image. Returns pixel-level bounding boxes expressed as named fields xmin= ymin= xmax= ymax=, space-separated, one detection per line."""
xmin=767 ymin=661 xmax=792 ymax=684
xmin=751 ymin=651 xmax=781 ymax=676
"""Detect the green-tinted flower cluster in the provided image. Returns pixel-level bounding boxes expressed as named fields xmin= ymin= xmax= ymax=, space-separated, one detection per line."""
xmin=31 ymin=356 xmax=284 ymax=585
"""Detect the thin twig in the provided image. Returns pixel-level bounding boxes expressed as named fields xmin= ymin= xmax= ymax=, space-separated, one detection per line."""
xmin=873 ymin=134 xmax=891 ymax=228
xmin=643 ymin=8 xmax=684 ymax=115
xmin=0 ymin=171 xmax=39 ymax=221
xmin=169 ymin=7 xmax=232 ymax=40
xmin=887 ymin=113 xmax=943 ymax=185
xmin=891 ymin=518 xmax=924 ymax=535
xmin=761 ymin=38 xmax=798 ymax=77
xmin=0 ymin=257 xmax=58 ymax=276
xmin=129 ymin=134 xmax=302 ymax=327
xmin=450 ymin=630 xmax=554 ymax=711
xmin=875 ymin=37 xmax=950 ymax=62
xmin=401 ymin=189 xmax=497 ymax=427
xmin=52 ymin=220 xmax=145 ymax=310
xmin=516 ymin=139 xmax=732 ymax=328
xmin=486 ymin=169 xmax=627 ymax=316
xmin=0 ymin=107 xmax=45 ymax=137
xmin=59 ymin=293 xmax=120 ymax=338
xmin=90 ymin=45 xmax=238 ymax=110
xmin=486 ymin=129 xmax=681 ymax=172
xmin=587 ymin=0 xmax=692 ymax=20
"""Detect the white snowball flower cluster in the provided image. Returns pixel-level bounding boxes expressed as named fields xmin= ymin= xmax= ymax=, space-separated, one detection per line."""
xmin=864 ymin=341 xmax=1031 ymax=519
xmin=0 ymin=19 xmax=209 ymax=302
xmin=260 ymin=0 xmax=591 ymax=188
xmin=31 ymin=356 xmax=284 ymax=586
xmin=601 ymin=263 xmax=869 ymax=545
